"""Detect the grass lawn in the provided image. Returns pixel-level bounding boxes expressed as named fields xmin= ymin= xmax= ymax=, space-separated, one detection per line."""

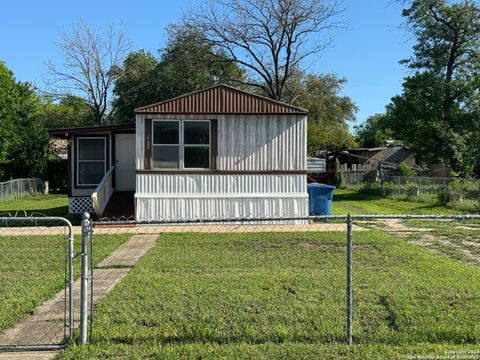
xmin=0 ymin=233 xmax=129 ymax=332
xmin=59 ymin=230 xmax=480 ymax=359
xmin=332 ymin=188 xmax=464 ymax=215
xmin=0 ymin=194 xmax=69 ymax=218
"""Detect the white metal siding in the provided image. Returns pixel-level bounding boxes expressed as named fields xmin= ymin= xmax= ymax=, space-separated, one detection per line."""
xmin=134 ymin=113 xmax=308 ymax=221
xmin=135 ymin=113 xmax=307 ymax=171
xmin=135 ymin=173 xmax=307 ymax=221
xmin=136 ymin=173 xmax=306 ymax=194
xmin=136 ymin=196 xmax=308 ymax=222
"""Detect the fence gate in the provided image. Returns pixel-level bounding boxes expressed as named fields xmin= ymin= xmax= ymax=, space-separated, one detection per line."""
xmin=0 ymin=216 xmax=74 ymax=351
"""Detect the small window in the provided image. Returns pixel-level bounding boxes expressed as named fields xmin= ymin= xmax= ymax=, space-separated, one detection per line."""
xmin=184 ymin=121 xmax=210 ymax=169
xmin=77 ymin=138 xmax=106 ymax=186
xmin=152 ymin=120 xmax=210 ymax=169
xmin=152 ymin=121 xmax=180 ymax=168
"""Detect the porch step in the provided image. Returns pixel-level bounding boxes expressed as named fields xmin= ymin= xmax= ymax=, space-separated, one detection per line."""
xmin=101 ymin=191 xmax=135 ymax=220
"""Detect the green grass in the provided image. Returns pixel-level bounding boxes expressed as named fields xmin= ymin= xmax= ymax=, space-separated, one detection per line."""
xmin=332 ymin=188 xmax=463 ymax=215
xmin=59 ymin=230 xmax=480 ymax=359
xmin=0 ymin=233 xmax=129 ymax=331
xmin=0 ymin=194 xmax=69 ymax=218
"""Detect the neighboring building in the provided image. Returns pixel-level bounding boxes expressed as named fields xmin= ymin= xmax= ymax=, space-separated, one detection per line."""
xmin=49 ymin=85 xmax=308 ymax=221
xmin=328 ymin=145 xmax=418 ymax=173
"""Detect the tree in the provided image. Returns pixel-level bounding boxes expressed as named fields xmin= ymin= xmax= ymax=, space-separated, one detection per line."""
xmin=40 ymin=95 xmax=97 ymax=129
xmin=354 ymin=113 xmax=394 ymax=148
xmin=286 ymin=71 xmax=357 ymax=153
xmin=112 ymin=25 xmax=245 ymax=123
xmin=187 ymin=0 xmax=344 ymax=101
xmin=111 ymin=50 xmax=158 ymax=123
xmin=388 ymin=0 xmax=480 ymax=174
xmin=0 ymin=62 xmax=49 ymax=179
xmin=45 ymin=20 xmax=131 ymax=125
xmin=0 ymin=62 xmax=19 ymax=178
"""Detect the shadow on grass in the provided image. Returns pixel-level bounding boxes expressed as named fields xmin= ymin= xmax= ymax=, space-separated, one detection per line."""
xmin=0 ymin=206 xmax=83 ymax=225
xmin=333 ymin=189 xmax=383 ymax=202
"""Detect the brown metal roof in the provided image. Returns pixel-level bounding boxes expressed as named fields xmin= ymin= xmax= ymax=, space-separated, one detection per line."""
xmin=135 ymin=85 xmax=308 ymax=115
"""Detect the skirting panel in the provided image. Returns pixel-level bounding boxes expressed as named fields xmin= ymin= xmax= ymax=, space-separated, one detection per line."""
xmin=135 ymin=196 xmax=308 ymax=222
xmin=68 ymin=197 xmax=94 ymax=214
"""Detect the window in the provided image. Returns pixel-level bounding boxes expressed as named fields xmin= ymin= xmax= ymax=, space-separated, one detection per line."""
xmin=152 ymin=120 xmax=210 ymax=169
xmin=77 ymin=137 xmax=106 ymax=186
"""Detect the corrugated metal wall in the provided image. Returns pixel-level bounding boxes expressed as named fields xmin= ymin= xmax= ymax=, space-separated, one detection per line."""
xmin=135 ymin=196 xmax=308 ymax=222
xmin=136 ymin=174 xmax=306 ymax=194
xmin=136 ymin=113 xmax=307 ymax=171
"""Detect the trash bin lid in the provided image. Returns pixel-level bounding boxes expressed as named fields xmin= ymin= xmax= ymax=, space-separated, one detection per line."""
xmin=307 ymin=184 xmax=336 ymax=189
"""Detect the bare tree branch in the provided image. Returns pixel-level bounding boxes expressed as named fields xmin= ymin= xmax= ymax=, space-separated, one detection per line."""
xmin=186 ymin=0 xmax=345 ymax=101
xmin=43 ymin=20 xmax=131 ymax=125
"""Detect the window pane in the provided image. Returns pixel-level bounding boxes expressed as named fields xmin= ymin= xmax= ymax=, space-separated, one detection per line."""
xmin=184 ymin=121 xmax=209 ymax=145
xmin=78 ymin=162 xmax=104 ymax=185
xmin=78 ymin=139 xmax=105 ymax=160
xmin=184 ymin=146 xmax=209 ymax=168
xmin=153 ymin=146 xmax=179 ymax=168
xmin=153 ymin=121 xmax=179 ymax=144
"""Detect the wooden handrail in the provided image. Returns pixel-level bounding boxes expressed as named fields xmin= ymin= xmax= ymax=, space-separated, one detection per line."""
xmin=91 ymin=166 xmax=115 ymax=217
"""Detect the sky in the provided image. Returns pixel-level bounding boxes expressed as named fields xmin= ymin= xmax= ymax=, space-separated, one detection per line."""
xmin=0 ymin=0 xmax=413 ymax=126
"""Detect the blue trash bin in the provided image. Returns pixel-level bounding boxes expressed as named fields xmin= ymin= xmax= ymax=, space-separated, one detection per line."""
xmin=307 ymin=184 xmax=336 ymax=215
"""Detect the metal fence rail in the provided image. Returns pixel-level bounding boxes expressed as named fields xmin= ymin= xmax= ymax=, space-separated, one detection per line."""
xmin=0 ymin=178 xmax=43 ymax=202
xmin=0 ymin=216 xmax=74 ymax=351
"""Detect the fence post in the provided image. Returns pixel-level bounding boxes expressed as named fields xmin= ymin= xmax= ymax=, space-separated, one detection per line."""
xmin=80 ymin=212 xmax=90 ymax=344
xmin=346 ymin=213 xmax=353 ymax=345
xmin=397 ymin=177 xmax=401 ymax=198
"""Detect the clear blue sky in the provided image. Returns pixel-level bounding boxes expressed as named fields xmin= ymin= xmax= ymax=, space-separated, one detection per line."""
xmin=0 ymin=0 xmax=412 ymax=126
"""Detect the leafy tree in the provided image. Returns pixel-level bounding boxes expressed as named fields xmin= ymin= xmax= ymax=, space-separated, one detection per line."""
xmin=112 ymin=25 xmax=245 ymax=123
xmin=388 ymin=0 xmax=480 ymax=174
xmin=0 ymin=62 xmax=18 ymax=178
xmin=40 ymin=95 xmax=97 ymax=129
xmin=354 ymin=113 xmax=394 ymax=148
xmin=286 ymin=71 xmax=357 ymax=154
xmin=0 ymin=62 xmax=49 ymax=179
xmin=111 ymin=51 xmax=159 ymax=123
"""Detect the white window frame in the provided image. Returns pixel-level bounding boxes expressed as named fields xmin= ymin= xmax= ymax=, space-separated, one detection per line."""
xmin=76 ymin=137 xmax=107 ymax=186
xmin=152 ymin=119 xmax=211 ymax=170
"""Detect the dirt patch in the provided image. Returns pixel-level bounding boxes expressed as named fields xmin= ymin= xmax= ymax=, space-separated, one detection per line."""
xmin=376 ymin=220 xmax=480 ymax=265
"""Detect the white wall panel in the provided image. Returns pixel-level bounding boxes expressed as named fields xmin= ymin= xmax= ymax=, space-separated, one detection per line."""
xmin=135 ymin=113 xmax=307 ymax=171
xmin=136 ymin=174 xmax=306 ymax=195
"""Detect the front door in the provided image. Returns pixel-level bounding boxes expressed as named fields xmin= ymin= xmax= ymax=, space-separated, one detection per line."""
xmin=115 ymin=133 xmax=136 ymax=191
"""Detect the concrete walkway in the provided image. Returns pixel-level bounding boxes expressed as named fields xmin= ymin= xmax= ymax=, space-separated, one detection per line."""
xmin=0 ymin=234 xmax=157 ymax=360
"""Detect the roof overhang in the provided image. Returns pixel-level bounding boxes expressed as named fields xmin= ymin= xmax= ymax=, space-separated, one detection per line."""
xmin=48 ymin=122 xmax=135 ymax=139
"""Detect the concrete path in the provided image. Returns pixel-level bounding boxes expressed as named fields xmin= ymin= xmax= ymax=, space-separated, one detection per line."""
xmin=0 ymin=234 xmax=157 ymax=360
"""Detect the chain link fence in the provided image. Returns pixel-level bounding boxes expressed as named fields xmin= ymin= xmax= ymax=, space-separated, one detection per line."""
xmin=0 ymin=178 xmax=43 ymax=202
xmin=0 ymin=216 xmax=74 ymax=351
xmin=1 ymin=212 xmax=479 ymax=354
xmin=381 ymin=176 xmax=480 ymax=212
xmin=78 ymin=213 xmax=480 ymax=351
xmin=338 ymin=173 xmax=480 ymax=213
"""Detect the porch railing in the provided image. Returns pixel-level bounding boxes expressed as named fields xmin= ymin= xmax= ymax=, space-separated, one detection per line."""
xmin=92 ymin=167 xmax=114 ymax=217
